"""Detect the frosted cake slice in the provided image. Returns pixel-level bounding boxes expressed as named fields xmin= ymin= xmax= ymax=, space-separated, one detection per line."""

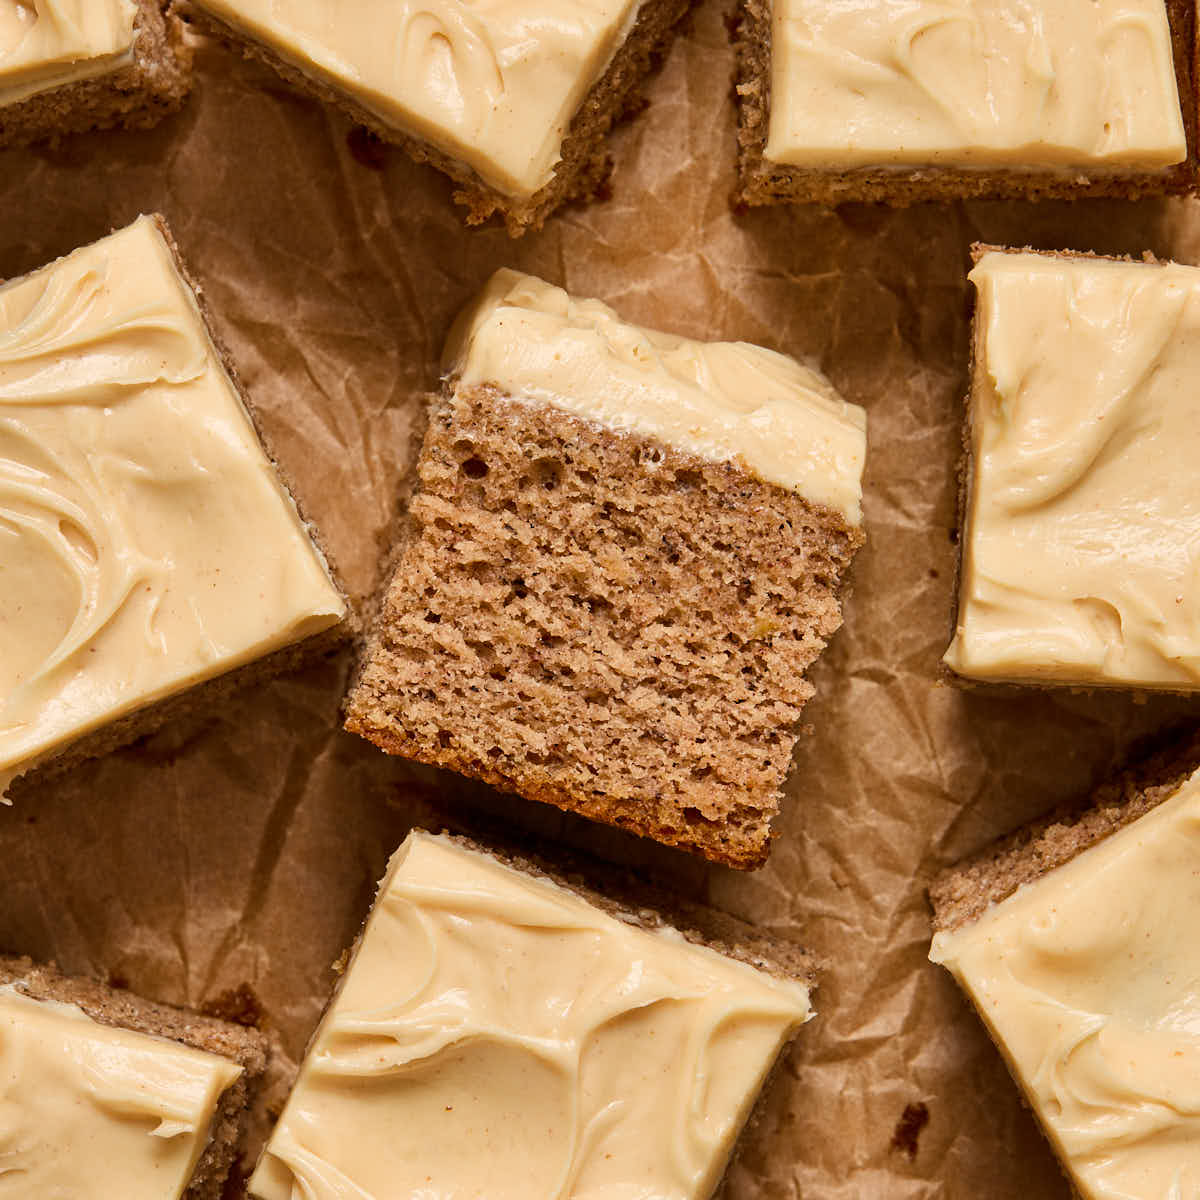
xmin=344 ymin=269 xmax=867 ymax=868
xmin=0 ymin=955 xmax=268 ymax=1200
xmin=0 ymin=214 xmax=348 ymax=797
xmin=944 ymin=246 xmax=1200 ymax=690
xmin=735 ymin=0 xmax=1198 ymax=206
xmin=930 ymin=741 xmax=1200 ymax=1200
xmin=186 ymin=0 xmax=695 ymax=234
xmin=0 ymin=1 xmax=191 ymax=148
xmin=248 ymin=830 xmax=814 ymax=1200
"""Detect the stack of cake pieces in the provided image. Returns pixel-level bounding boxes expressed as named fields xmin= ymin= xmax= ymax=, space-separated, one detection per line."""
xmin=184 ymin=0 xmax=696 ymax=234
xmin=945 ymin=246 xmax=1200 ymax=691
xmin=735 ymin=0 xmax=1198 ymax=205
xmin=248 ymin=830 xmax=815 ymax=1200
xmin=0 ymin=955 xmax=267 ymax=1198
xmin=0 ymin=1 xmax=191 ymax=148
xmin=0 ymin=215 xmax=348 ymax=798
xmin=929 ymin=738 xmax=1200 ymax=1198
xmin=344 ymin=269 xmax=867 ymax=868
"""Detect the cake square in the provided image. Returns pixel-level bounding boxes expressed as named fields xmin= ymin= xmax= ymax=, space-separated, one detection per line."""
xmin=248 ymin=830 xmax=814 ymax=1200
xmin=344 ymin=269 xmax=866 ymax=868
xmin=929 ymin=742 xmax=1200 ymax=1200
xmin=0 ymin=1 xmax=191 ymax=149
xmin=0 ymin=955 xmax=268 ymax=1200
xmin=735 ymin=0 xmax=1198 ymax=206
xmin=184 ymin=0 xmax=694 ymax=235
xmin=0 ymin=214 xmax=347 ymax=796
xmin=943 ymin=246 xmax=1200 ymax=690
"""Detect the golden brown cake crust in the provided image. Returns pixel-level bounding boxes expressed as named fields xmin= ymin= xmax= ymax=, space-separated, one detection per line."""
xmin=1 ymin=214 xmax=353 ymax=800
xmin=182 ymin=0 xmax=695 ymax=236
xmin=344 ymin=384 xmax=863 ymax=869
xmin=733 ymin=0 xmax=1200 ymax=206
xmin=0 ymin=955 xmax=269 ymax=1200
xmin=929 ymin=729 xmax=1200 ymax=933
xmin=0 ymin=0 xmax=192 ymax=150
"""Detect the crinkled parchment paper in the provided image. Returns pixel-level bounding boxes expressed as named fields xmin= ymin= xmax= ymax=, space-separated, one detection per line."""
xmin=3 ymin=5 xmax=1199 ymax=1195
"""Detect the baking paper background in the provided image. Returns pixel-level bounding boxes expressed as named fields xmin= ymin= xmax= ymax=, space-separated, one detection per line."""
xmin=2 ymin=6 xmax=1199 ymax=1196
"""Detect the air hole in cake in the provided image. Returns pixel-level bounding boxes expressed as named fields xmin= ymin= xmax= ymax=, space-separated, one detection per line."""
xmin=437 ymin=730 xmax=452 ymax=748
xmin=674 ymin=469 xmax=702 ymax=490
xmin=540 ymin=634 xmax=565 ymax=648
xmin=532 ymin=458 xmax=561 ymax=489
xmin=461 ymin=457 xmax=489 ymax=479
xmin=424 ymin=611 xmax=441 ymax=624
xmin=467 ymin=640 xmax=495 ymax=663
xmin=576 ymin=469 xmax=596 ymax=486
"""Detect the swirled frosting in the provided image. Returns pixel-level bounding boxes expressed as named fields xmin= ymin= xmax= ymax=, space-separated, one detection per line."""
xmin=444 ymin=268 xmax=868 ymax=523
xmin=248 ymin=832 xmax=811 ymax=1200
xmin=943 ymin=251 xmax=1200 ymax=688
xmin=930 ymin=773 xmax=1200 ymax=1200
xmin=0 ymin=983 xmax=242 ymax=1198
xmin=765 ymin=0 xmax=1186 ymax=170
xmin=191 ymin=0 xmax=643 ymax=197
xmin=0 ymin=1 xmax=137 ymax=107
xmin=0 ymin=215 xmax=346 ymax=797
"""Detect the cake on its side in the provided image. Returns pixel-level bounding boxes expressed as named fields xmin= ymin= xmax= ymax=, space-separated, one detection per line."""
xmin=734 ymin=0 xmax=1198 ymax=206
xmin=0 ymin=214 xmax=350 ymax=798
xmin=344 ymin=270 xmax=867 ymax=868
xmin=0 ymin=955 xmax=268 ymax=1200
xmin=248 ymin=830 xmax=815 ymax=1200
xmin=929 ymin=735 xmax=1200 ymax=1199
xmin=943 ymin=245 xmax=1200 ymax=691
xmin=0 ymin=0 xmax=191 ymax=149
xmin=183 ymin=0 xmax=694 ymax=236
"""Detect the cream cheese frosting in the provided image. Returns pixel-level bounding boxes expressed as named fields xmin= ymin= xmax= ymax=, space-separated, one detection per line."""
xmin=930 ymin=772 xmax=1200 ymax=1200
xmin=191 ymin=0 xmax=643 ymax=198
xmin=444 ymin=268 xmax=868 ymax=523
xmin=0 ymin=983 xmax=242 ymax=1199
xmin=943 ymin=250 xmax=1200 ymax=688
xmin=0 ymin=1 xmax=138 ymax=108
xmin=0 ymin=215 xmax=346 ymax=797
xmin=248 ymin=832 xmax=811 ymax=1200
xmin=766 ymin=0 xmax=1187 ymax=171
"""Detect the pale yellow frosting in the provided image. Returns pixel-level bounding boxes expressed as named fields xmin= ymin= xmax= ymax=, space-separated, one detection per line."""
xmin=0 ymin=983 xmax=242 ymax=1199
xmin=944 ymin=251 xmax=1200 ymax=688
xmin=766 ymin=0 xmax=1186 ymax=171
xmin=0 ymin=215 xmax=346 ymax=798
xmin=444 ymin=268 xmax=868 ymax=523
xmin=931 ymin=773 xmax=1200 ymax=1200
xmin=0 ymin=1 xmax=137 ymax=107
xmin=248 ymin=832 xmax=811 ymax=1200
xmin=191 ymin=0 xmax=643 ymax=198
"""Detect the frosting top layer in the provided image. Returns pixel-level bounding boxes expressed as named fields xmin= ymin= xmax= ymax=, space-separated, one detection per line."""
xmin=0 ymin=984 xmax=242 ymax=1199
xmin=444 ymin=268 xmax=868 ymax=523
xmin=931 ymin=772 xmax=1200 ymax=1200
xmin=944 ymin=250 xmax=1200 ymax=689
xmin=192 ymin=0 xmax=642 ymax=198
xmin=766 ymin=0 xmax=1187 ymax=171
xmin=0 ymin=215 xmax=346 ymax=797
xmin=248 ymin=832 xmax=811 ymax=1200
xmin=0 ymin=1 xmax=137 ymax=106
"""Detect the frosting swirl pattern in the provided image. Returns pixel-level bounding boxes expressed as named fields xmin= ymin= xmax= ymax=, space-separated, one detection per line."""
xmin=248 ymin=832 xmax=811 ymax=1200
xmin=0 ymin=984 xmax=242 ymax=1199
xmin=0 ymin=216 xmax=346 ymax=796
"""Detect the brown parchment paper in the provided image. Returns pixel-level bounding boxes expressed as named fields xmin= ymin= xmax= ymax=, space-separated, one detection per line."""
xmin=4 ymin=6 xmax=1200 ymax=1196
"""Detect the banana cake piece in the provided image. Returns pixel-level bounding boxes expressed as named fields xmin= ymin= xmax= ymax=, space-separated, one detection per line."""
xmin=734 ymin=0 xmax=1198 ymax=207
xmin=929 ymin=738 xmax=1200 ymax=1200
xmin=0 ymin=955 xmax=268 ymax=1200
xmin=944 ymin=246 xmax=1200 ymax=691
xmin=344 ymin=269 xmax=867 ymax=868
xmin=184 ymin=0 xmax=695 ymax=235
xmin=0 ymin=214 xmax=348 ymax=798
xmin=0 ymin=1 xmax=191 ymax=149
xmin=248 ymin=830 xmax=815 ymax=1200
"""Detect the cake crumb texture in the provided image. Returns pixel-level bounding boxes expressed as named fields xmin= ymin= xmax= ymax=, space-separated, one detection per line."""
xmin=345 ymin=385 xmax=862 ymax=868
